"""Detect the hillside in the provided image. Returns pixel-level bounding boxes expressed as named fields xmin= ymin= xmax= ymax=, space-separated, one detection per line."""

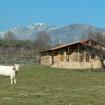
xmin=50 ymin=24 xmax=105 ymax=44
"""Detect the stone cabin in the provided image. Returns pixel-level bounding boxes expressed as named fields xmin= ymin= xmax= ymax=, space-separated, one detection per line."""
xmin=40 ymin=39 xmax=105 ymax=69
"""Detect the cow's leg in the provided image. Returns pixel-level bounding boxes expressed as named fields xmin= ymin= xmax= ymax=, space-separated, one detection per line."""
xmin=11 ymin=79 xmax=13 ymax=84
xmin=10 ymin=76 xmax=13 ymax=84
xmin=14 ymin=78 xmax=16 ymax=84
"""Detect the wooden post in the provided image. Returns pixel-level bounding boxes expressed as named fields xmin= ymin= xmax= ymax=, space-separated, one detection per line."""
xmin=89 ymin=53 xmax=91 ymax=62
xmin=67 ymin=46 xmax=70 ymax=61
xmin=78 ymin=43 xmax=80 ymax=62
xmin=64 ymin=52 xmax=67 ymax=61
xmin=52 ymin=51 xmax=54 ymax=64
xmin=83 ymin=50 xmax=86 ymax=62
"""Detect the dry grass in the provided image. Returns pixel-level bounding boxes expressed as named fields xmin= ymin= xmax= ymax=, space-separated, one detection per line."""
xmin=0 ymin=64 xmax=105 ymax=105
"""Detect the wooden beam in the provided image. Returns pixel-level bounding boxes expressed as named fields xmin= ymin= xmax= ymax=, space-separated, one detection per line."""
xmin=67 ymin=46 xmax=70 ymax=61
xmin=52 ymin=51 xmax=54 ymax=64
xmin=78 ymin=44 xmax=80 ymax=62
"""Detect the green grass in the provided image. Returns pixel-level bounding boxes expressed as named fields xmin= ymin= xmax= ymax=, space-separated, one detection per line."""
xmin=0 ymin=64 xmax=105 ymax=105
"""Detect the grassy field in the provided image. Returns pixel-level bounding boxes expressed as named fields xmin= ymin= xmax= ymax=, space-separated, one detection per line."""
xmin=0 ymin=64 xmax=105 ymax=105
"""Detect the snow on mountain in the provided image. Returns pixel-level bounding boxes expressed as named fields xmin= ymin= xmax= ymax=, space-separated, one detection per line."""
xmin=0 ymin=23 xmax=57 ymax=40
xmin=27 ymin=23 xmax=57 ymax=32
xmin=0 ymin=23 xmax=105 ymax=45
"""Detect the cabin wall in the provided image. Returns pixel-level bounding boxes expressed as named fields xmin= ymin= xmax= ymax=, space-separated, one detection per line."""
xmin=51 ymin=60 xmax=102 ymax=69
xmin=40 ymin=48 xmax=100 ymax=67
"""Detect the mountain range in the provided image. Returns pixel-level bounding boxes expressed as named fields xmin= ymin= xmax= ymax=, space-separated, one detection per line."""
xmin=0 ymin=23 xmax=105 ymax=45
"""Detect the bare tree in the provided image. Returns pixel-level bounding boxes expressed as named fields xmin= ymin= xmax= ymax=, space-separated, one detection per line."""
xmin=32 ymin=32 xmax=51 ymax=63
xmin=88 ymin=31 xmax=105 ymax=43
xmin=34 ymin=31 xmax=51 ymax=51
xmin=89 ymin=31 xmax=105 ymax=71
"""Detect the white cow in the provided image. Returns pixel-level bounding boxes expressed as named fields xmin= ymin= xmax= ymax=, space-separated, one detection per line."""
xmin=0 ymin=64 xmax=20 ymax=84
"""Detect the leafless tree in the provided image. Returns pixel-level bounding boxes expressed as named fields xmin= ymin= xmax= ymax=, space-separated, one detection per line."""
xmin=32 ymin=32 xmax=51 ymax=63
xmin=89 ymin=31 xmax=105 ymax=71
xmin=34 ymin=31 xmax=51 ymax=51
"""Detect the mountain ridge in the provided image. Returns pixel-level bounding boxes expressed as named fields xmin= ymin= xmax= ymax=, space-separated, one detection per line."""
xmin=0 ymin=23 xmax=105 ymax=44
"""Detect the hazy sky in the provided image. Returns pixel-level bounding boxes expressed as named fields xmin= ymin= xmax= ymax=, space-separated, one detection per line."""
xmin=0 ymin=0 xmax=105 ymax=31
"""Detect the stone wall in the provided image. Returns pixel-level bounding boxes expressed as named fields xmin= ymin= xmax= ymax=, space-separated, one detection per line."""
xmin=40 ymin=48 xmax=102 ymax=69
xmin=69 ymin=52 xmax=82 ymax=62
xmin=51 ymin=60 xmax=102 ymax=69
